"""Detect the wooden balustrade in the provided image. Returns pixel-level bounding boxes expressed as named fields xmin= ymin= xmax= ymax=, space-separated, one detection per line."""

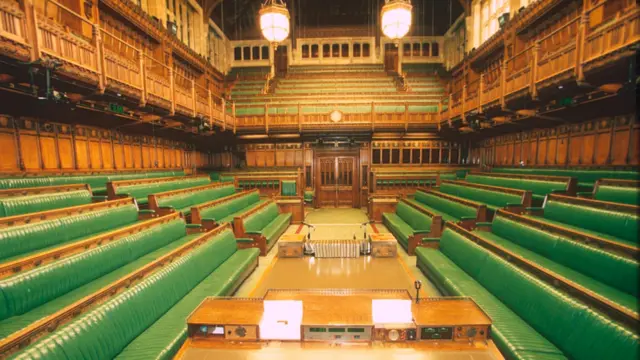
xmin=143 ymin=54 xmax=172 ymax=108
xmin=504 ymin=45 xmax=533 ymax=98
xmin=535 ymin=16 xmax=580 ymax=86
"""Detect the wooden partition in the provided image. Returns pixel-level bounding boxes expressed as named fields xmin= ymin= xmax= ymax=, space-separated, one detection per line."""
xmin=400 ymin=199 xmax=444 ymax=256
xmin=232 ymin=200 xmax=280 ymax=255
xmin=0 ymin=184 xmax=92 ymax=198
xmin=415 ymin=188 xmax=489 ymax=229
xmin=0 ymin=221 xmax=237 ymax=358
xmin=191 ymin=189 xmax=259 ymax=229
xmin=147 ymin=181 xmax=235 ymax=217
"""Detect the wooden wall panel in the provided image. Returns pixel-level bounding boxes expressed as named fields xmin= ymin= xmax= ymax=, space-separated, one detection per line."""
xmin=547 ymin=137 xmax=557 ymax=165
xmin=75 ymin=138 xmax=89 ymax=169
xmin=0 ymin=132 xmax=18 ymax=171
xmin=89 ymin=140 xmax=102 ymax=169
xmin=582 ymin=133 xmax=595 ymax=165
xmin=58 ymin=137 xmax=74 ymax=169
xmin=20 ymin=135 xmax=40 ymax=170
xmin=133 ymin=143 xmax=142 ymax=168
xmin=142 ymin=145 xmax=151 ymax=168
xmin=556 ymin=136 xmax=568 ymax=165
xmin=113 ymin=143 xmax=125 ymax=169
xmin=101 ymin=141 xmax=114 ymax=169
xmin=40 ymin=136 xmax=58 ymax=169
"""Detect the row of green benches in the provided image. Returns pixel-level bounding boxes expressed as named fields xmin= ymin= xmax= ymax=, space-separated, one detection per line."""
xmin=490 ymin=167 xmax=639 ymax=189
xmin=233 ymin=105 xmax=441 ymax=116
xmin=2 ymin=218 xmax=259 ymax=359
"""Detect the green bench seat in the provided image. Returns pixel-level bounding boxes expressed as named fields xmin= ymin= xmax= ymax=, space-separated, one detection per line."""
xmin=475 ymin=214 xmax=638 ymax=313
xmin=438 ymin=182 xmax=522 ymax=211
xmin=115 ymin=247 xmax=259 ymax=360
xmin=491 ymin=168 xmax=639 ymax=189
xmin=244 ymin=202 xmax=291 ymax=251
xmin=534 ymin=196 xmax=639 ymax=247
xmin=466 ymin=174 xmax=567 ymax=202
xmin=417 ymin=228 xmax=640 ymax=360
xmin=0 ymin=232 xmax=201 ymax=340
xmin=593 ymin=183 xmax=640 ymax=206
xmin=382 ymin=201 xmax=434 ymax=249
xmin=116 ymin=177 xmax=210 ymax=205
xmin=281 ymin=180 xmax=296 ymax=196
xmin=12 ymin=227 xmax=256 ymax=360
xmin=199 ymin=191 xmax=266 ymax=224
xmin=304 ymin=190 xmax=314 ymax=203
xmin=156 ymin=184 xmax=236 ymax=215
xmin=0 ymin=218 xmax=188 ymax=321
xmin=0 ymin=190 xmax=93 ymax=218
xmin=0 ymin=202 xmax=139 ymax=262
xmin=414 ymin=190 xmax=477 ymax=221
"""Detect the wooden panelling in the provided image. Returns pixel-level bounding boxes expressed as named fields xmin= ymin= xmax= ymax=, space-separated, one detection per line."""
xmin=20 ymin=134 xmax=40 ymax=170
xmin=0 ymin=132 xmax=17 ymax=171
xmin=40 ymin=136 xmax=58 ymax=169
xmin=475 ymin=115 xmax=638 ymax=168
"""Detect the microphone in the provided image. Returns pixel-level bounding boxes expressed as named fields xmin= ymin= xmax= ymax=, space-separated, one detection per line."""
xmin=302 ymin=222 xmax=315 ymax=228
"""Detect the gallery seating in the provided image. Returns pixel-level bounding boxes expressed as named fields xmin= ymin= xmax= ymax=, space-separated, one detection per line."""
xmin=0 ymin=198 xmax=139 ymax=262
xmin=233 ymin=201 xmax=291 ymax=255
xmin=147 ymin=182 xmax=236 ymax=217
xmin=190 ymin=189 xmax=266 ymax=229
xmin=0 ymin=184 xmax=97 ymax=217
xmin=107 ymin=176 xmax=211 ymax=205
xmin=465 ymin=172 xmax=577 ymax=203
xmin=416 ymin=224 xmax=639 ymax=360
xmin=7 ymin=223 xmax=259 ymax=360
xmin=579 ymin=179 xmax=640 ymax=206
xmin=382 ymin=199 xmax=443 ymax=255
xmin=526 ymin=193 xmax=639 ymax=252
xmin=436 ymin=180 xmax=532 ymax=213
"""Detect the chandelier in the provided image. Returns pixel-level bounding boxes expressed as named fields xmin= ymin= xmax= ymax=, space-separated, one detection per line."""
xmin=381 ymin=0 xmax=412 ymax=40
xmin=259 ymin=0 xmax=290 ymax=44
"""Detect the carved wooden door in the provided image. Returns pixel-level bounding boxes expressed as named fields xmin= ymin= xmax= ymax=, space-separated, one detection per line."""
xmin=316 ymin=157 xmax=355 ymax=207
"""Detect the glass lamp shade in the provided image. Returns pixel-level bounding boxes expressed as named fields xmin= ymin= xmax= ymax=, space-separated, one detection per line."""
xmin=259 ymin=5 xmax=290 ymax=43
xmin=381 ymin=1 xmax=412 ymax=40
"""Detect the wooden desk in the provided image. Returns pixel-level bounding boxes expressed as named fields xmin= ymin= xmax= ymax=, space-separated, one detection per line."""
xmin=278 ymin=233 xmax=306 ymax=258
xmin=368 ymin=195 xmax=399 ymax=222
xmin=369 ymin=233 xmax=397 ymax=258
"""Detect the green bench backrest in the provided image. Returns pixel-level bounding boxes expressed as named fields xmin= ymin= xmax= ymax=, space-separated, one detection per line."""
xmin=0 ymin=203 xmax=139 ymax=262
xmin=466 ymin=175 xmax=565 ymax=197
xmin=200 ymin=192 xmax=261 ymax=222
xmin=13 ymin=228 xmax=238 ymax=359
xmin=0 ymin=218 xmax=186 ymax=321
xmin=156 ymin=184 xmax=236 ymax=211
xmin=439 ymin=182 xmax=520 ymax=208
xmin=281 ymin=180 xmax=296 ymax=196
xmin=244 ymin=203 xmax=279 ymax=233
xmin=440 ymin=229 xmax=639 ymax=360
xmin=594 ymin=185 xmax=640 ymax=206
xmin=544 ymin=199 xmax=639 ymax=244
xmin=492 ymin=215 xmax=639 ymax=297
xmin=0 ymin=190 xmax=92 ymax=217
xmin=396 ymin=202 xmax=432 ymax=230
xmin=0 ymin=171 xmax=184 ymax=191
xmin=117 ymin=178 xmax=210 ymax=202
xmin=414 ymin=191 xmax=476 ymax=219
xmin=492 ymin=168 xmax=640 ymax=187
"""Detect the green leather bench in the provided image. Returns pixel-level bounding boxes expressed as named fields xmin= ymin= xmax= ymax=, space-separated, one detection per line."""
xmin=238 ymin=202 xmax=291 ymax=255
xmin=528 ymin=194 xmax=639 ymax=249
xmin=304 ymin=190 xmax=314 ymax=204
xmin=412 ymin=189 xmax=484 ymax=225
xmin=150 ymin=183 xmax=236 ymax=216
xmin=491 ymin=168 xmax=640 ymax=189
xmin=0 ymin=199 xmax=139 ymax=262
xmin=382 ymin=200 xmax=442 ymax=254
xmin=0 ymin=171 xmax=184 ymax=193
xmin=281 ymin=180 xmax=297 ymax=196
xmin=13 ymin=227 xmax=259 ymax=360
xmin=0 ymin=188 xmax=94 ymax=218
xmin=587 ymin=179 xmax=640 ymax=206
xmin=465 ymin=173 xmax=574 ymax=202
xmin=111 ymin=177 xmax=211 ymax=205
xmin=416 ymin=228 xmax=639 ymax=360
xmin=192 ymin=190 xmax=267 ymax=227
xmin=475 ymin=212 xmax=639 ymax=315
xmin=0 ymin=216 xmax=190 ymax=321
xmin=438 ymin=180 xmax=531 ymax=212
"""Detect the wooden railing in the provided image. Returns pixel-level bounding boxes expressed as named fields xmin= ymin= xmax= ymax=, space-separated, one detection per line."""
xmin=101 ymin=28 xmax=143 ymax=92
xmin=143 ymin=54 xmax=172 ymax=107
xmin=504 ymin=45 xmax=533 ymax=98
xmin=535 ymin=16 xmax=580 ymax=85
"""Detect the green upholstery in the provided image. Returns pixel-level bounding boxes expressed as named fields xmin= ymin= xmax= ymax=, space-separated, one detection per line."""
xmin=0 ymin=171 xmax=184 ymax=193
xmin=382 ymin=202 xmax=433 ymax=248
xmin=208 ymin=172 xmax=220 ymax=181
xmin=0 ymin=203 xmax=139 ymax=262
xmin=439 ymin=182 xmax=521 ymax=211
xmin=479 ymin=215 xmax=638 ymax=312
xmin=594 ymin=184 xmax=640 ymax=206
xmin=115 ymin=248 xmax=259 ymax=360
xmin=466 ymin=174 xmax=567 ymax=202
xmin=219 ymin=175 xmax=235 ymax=183
xmin=244 ymin=203 xmax=291 ymax=248
xmin=0 ymin=233 xmax=201 ymax=340
xmin=0 ymin=218 xmax=187 ymax=321
xmin=0 ymin=190 xmax=92 ymax=218
xmin=304 ymin=190 xmax=314 ymax=203
xmin=491 ymin=168 xmax=639 ymax=188
xmin=540 ymin=197 xmax=639 ymax=246
xmin=116 ymin=177 xmax=210 ymax=205
xmin=417 ymin=228 xmax=640 ymax=360
xmin=155 ymin=184 xmax=235 ymax=215
xmin=199 ymin=191 xmax=264 ymax=224
xmin=13 ymin=228 xmax=257 ymax=360
xmin=281 ymin=180 xmax=297 ymax=196
xmin=414 ymin=190 xmax=477 ymax=221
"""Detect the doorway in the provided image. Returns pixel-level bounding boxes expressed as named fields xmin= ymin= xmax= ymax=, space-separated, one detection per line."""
xmin=275 ymin=45 xmax=288 ymax=76
xmin=315 ymin=154 xmax=359 ymax=208
xmin=384 ymin=43 xmax=398 ymax=72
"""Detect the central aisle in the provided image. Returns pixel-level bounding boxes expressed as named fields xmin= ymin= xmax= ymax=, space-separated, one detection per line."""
xmin=235 ymin=208 xmax=440 ymax=298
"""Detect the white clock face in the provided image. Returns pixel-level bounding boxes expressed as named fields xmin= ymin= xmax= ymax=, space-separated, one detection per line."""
xmin=330 ymin=110 xmax=342 ymax=123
